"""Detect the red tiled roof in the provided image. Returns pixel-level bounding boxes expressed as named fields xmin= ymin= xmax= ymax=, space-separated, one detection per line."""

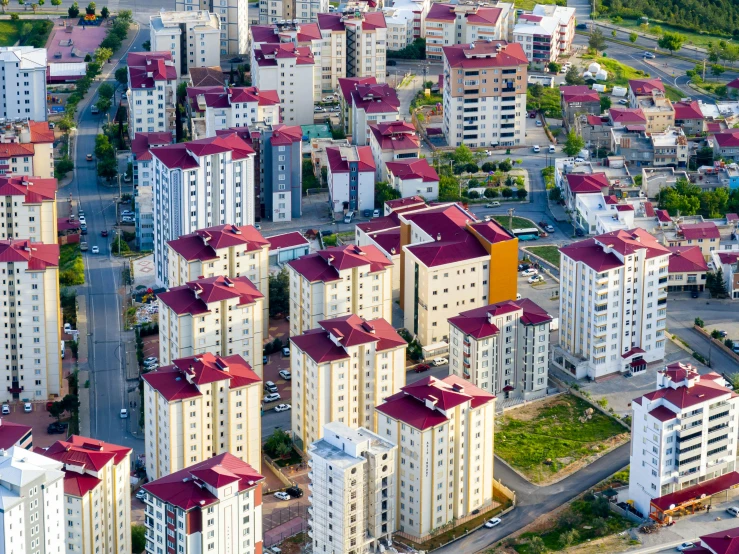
xmin=254 ymin=43 xmax=314 ymax=67
xmin=643 ymin=371 xmax=733 ymax=410
xmin=318 ymin=13 xmax=346 ymax=31
xmin=320 ymin=315 xmax=405 ymax=350
xmin=427 ymin=3 xmax=502 ymax=25
xmin=713 ymin=130 xmax=739 ymax=148
xmin=0 ymin=142 xmax=34 ymax=160
xmin=127 ymin=52 xmax=177 ymax=89
xmin=644 ymin=202 xmax=655 ymax=217
xmin=449 ymin=298 xmax=551 ymax=339
xmin=368 ymin=228 xmax=400 ymax=255
xmin=326 ymin=146 xmax=375 ymax=173
xmin=680 ymin=222 xmax=720 ymax=240
xmin=561 ymin=86 xmax=600 ymax=103
xmin=587 ymin=114 xmax=607 ymax=126
xmin=369 ymin=121 xmax=419 ymax=151
xmin=0 ymin=175 xmax=56 ymax=203
xmin=668 ymin=246 xmax=708 ymax=273
xmin=359 ymin=11 xmax=387 ymax=30
xmin=142 ymin=365 xmax=201 ymax=402
xmin=351 ymin=83 xmax=399 ymax=114
xmin=168 ymin=225 xmax=268 ymax=262
xmin=188 ymin=86 xmax=280 ymax=111
xmin=267 ymin=232 xmax=309 ymax=251
xmin=652 ymin=472 xmax=739 ymax=511
xmin=0 ymin=420 xmax=31 ymax=450
xmin=674 ymin=100 xmax=703 ymax=120
xmin=560 ymin=238 xmax=624 ymax=272
xmin=469 ymin=220 xmax=515 ymax=245
xmin=356 ymin=213 xmax=400 ymax=234
xmin=288 ymin=244 xmax=392 ymax=282
xmin=29 ymin=121 xmax=54 ymax=143
xmin=385 ymin=158 xmax=439 ymax=183
xmin=442 ymin=41 xmax=528 ymax=69
xmin=385 ymin=195 xmax=426 ymax=211
xmin=595 ymin=228 xmax=670 ymax=259
xmin=727 ymin=213 xmax=739 ymax=222
xmin=609 ymin=107 xmax=647 ymax=124
xmin=728 ymin=78 xmax=739 ymax=90
xmin=376 ymin=375 xmax=494 ymax=430
xmin=131 ymin=132 xmax=172 ymax=160
xmin=656 ymin=209 xmax=671 ymax=223
xmin=0 ymin=240 xmax=58 ymax=270
xmin=290 ymin=328 xmax=350 ymax=363
xmin=718 ymin=252 xmax=739 ymax=265
xmin=426 ymin=2 xmax=457 ymax=21
xmin=143 ymin=453 xmax=263 ymax=511
xmin=565 ymin=173 xmax=609 ymax=194
xmin=189 ymin=67 xmax=224 ymax=87
xmin=269 ymin=124 xmax=303 ymax=145
xmin=338 ymin=76 xmax=377 ymax=103
xmin=629 ymin=77 xmax=665 ymax=96
xmin=151 ymin=143 xmax=200 ymax=170
xmin=615 ymin=204 xmax=634 ymax=212
xmin=158 ymin=275 xmax=264 ymax=316
xmin=250 ymin=23 xmax=322 ymax=45
xmin=697 ymin=526 xmax=739 ymax=554
xmin=152 ymin=133 xmax=255 ymax=169
xmin=648 ymin=405 xmax=676 ymax=423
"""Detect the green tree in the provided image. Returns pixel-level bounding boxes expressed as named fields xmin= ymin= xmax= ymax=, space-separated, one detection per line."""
xmin=101 ymin=5 xmax=109 ymax=18
xmin=658 ymin=31 xmax=686 ymax=54
xmin=547 ymin=61 xmax=561 ymax=74
xmin=9 ymin=12 xmax=17 ymax=19
xmin=1 ymin=0 xmax=10 ymax=11
xmin=94 ymin=135 xmax=113 ymax=159
xmin=95 ymin=47 xmax=113 ymax=64
xmin=563 ymin=130 xmax=585 ymax=156
xmin=57 ymin=116 xmax=75 ymax=133
xmin=98 ymin=82 xmax=115 ymax=100
xmin=502 ymin=187 xmax=513 ymax=198
xmin=131 ymin=524 xmax=146 ymax=554
xmin=268 ymin=269 xmax=289 ymax=316
xmin=375 ymin=181 xmax=401 ymax=206
xmin=498 ymin=159 xmax=513 ymax=172
xmin=588 ymin=28 xmax=607 ymax=54
xmin=115 ymin=66 xmax=128 ymax=86
xmin=549 ymin=187 xmax=562 ymax=202
xmin=517 ymin=188 xmax=528 ymax=199
xmin=438 ymin=175 xmax=460 ymax=202
xmin=483 ymin=188 xmax=497 ymax=198
xmin=95 ymin=97 xmax=112 ymax=114
xmin=560 ymin=529 xmax=580 ymax=548
xmin=629 ymin=32 xmax=638 ymax=43
xmin=711 ymin=64 xmax=726 ymax=79
xmin=565 ymin=65 xmax=585 ymax=86
xmin=452 ymin=144 xmax=474 ymax=165
xmin=481 ymin=161 xmax=497 ymax=173
xmin=600 ymin=94 xmax=611 ymax=112
xmin=651 ymin=25 xmax=663 ymax=36
xmin=20 ymin=22 xmax=32 ymax=39
xmin=68 ymin=1 xmax=79 ymax=17
xmin=142 ymin=40 xmax=150 ymax=51
xmin=528 ymin=536 xmax=547 ymax=554
xmin=264 ymin=429 xmax=293 ymax=459
xmin=85 ymin=1 xmax=95 ymax=14
xmin=97 ymin=158 xmax=118 ymax=181
xmin=49 ymin=401 xmax=65 ymax=422
xmin=51 ymin=0 xmax=61 ymax=7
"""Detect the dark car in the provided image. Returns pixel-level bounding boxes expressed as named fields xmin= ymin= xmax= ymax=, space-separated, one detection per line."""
xmin=518 ymin=263 xmax=530 ymax=272
xmin=81 ymin=227 xmax=88 ymax=235
xmin=528 ymin=111 xmax=537 ymax=118
xmin=576 ymin=23 xmax=588 ymax=29
xmin=320 ymin=229 xmax=334 ymax=237
xmin=229 ymin=56 xmax=244 ymax=63
xmin=387 ymin=60 xmax=397 ymax=66
xmin=691 ymin=290 xmax=700 ymax=298
xmin=363 ymin=209 xmax=372 ymax=217
xmin=575 ymin=228 xmax=585 ymax=237
xmin=286 ymin=486 xmax=304 ymax=498
xmin=101 ymin=230 xmax=108 ymax=237
xmin=414 ymin=363 xmax=431 ymax=373
xmin=47 ymin=422 xmax=68 ymax=435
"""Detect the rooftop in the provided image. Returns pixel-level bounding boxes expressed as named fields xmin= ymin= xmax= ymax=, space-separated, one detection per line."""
xmin=288 ymin=244 xmax=392 ymax=282
xmin=0 ymin=419 xmax=31 ymax=451
xmin=442 ymin=41 xmax=528 ymax=69
xmin=326 ymin=145 xmax=375 ymax=173
xmin=351 ymin=83 xmax=400 ymax=114
xmin=0 ymin=239 xmax=59 ymax=270
xmin=448 ymin=298 xmax=552 ymax=339
xmin=168 ymin=224 xmax=269 ymax=262
xmin=127 ymin=51 xmax=177 ymax=89
xmin=385 ymin=158 xmax=439 ymax=182
xmin=158 ymin=275 xmax=264 ymax=316
xmin=152 ymin=132 xmax=255 ymax=170
xmin=267 ymin=232 xmax=309 ymax=251
xmin=0 ymin=175 xmax=56 ymax=204
xmin=427 ymin=3 xmax=503 ymax=25
xmin=668 ymin=246 xmax=709 ymax=273
xmin=629 ymin=77 xmax=665 ymax=96
xmin=369 ymin=121 xmax=420 ymax=151
xmin=680 ymin=222 xmax=720 ymax=240
xmin=561 ymin=229 xmax=670 ymax=271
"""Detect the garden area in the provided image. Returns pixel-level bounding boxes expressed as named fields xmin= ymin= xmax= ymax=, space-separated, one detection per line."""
xmin=60 ymin=243 xmax=84 ymax=286
xmin=492 ymin=215 xmax=536 ymax=230
xmin=0 ymin=19 xmax=53 ymax=48
xmin=495 ymin=394 xmax=629 ymax=485
xmin=264 ymin=430 xmax=302 ymax=467
xmin=525 ymin=245 xmax=561 ymax=267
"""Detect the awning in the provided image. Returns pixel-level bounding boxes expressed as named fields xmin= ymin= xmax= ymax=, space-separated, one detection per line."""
xmin=503 ymin=385 xmax=515 ymax=392
xmin=622 ymin=347 xmax=646 ymax=359
xmin=630 ymin=359 xmax=646 ymax=368
xmin=651 ymin=471 xmax=739 ymax=512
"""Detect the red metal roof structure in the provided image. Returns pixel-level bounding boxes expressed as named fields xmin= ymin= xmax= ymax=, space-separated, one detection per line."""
xmin=441 ymin=41 xmax=528 ymax=69
xmin=158 ymin=275 xmax=264 ymax=316
xmin=0 ymin=175 xmax=56 ymax=204
xmin=629 ymin=77 xmax=665 ymax=96
xmin=168 ymin=224 xmax=269 ymax=262
xmin=680 ymin=222 xmax=720 ymax=240
xmin=668 ymin=246 xmax=708 ymax=273
xmin=267 ymin=232 xmax=309 ymax=251
xmin=288 ymin=244 xmax=392 ymax=282
xmin=651 ymin=472 xmax=739 ymax=512
xmin=385 ymin=159 xmax=439 ymax=182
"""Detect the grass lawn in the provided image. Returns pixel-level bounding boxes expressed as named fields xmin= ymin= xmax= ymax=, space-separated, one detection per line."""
xmin=492 ymin=215 xmax=536 ymax=230
xmin=599 ymin=15 xmax=732 ymax=50
xmin=0 ymin=20 xmax=53 ymax=47
xmin=526 ymin=245 xmax=561 ymax=267
xmin=583 ymin=56 xmax=651 ymax=87
xmin=60 ymin=243 xmax=85 ymax=286
xmin=664 ymin=84 xmax=686 ymax=101
xmin=496 ymin=394 xmax=628 ymax=484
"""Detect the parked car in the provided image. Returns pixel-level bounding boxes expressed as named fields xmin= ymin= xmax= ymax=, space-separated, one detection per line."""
xmin=528 ymin=111 xmax=537 ymax=118
xmin=548 ymin=145 xmax=556 ymax=153
xmin=720 ymin=330 xmax=729 ymax=338
xmin=264 ymin=392 xmax=281 ymax=403
xmin=144 ymin=357 xmax=158 ymax=366
xmin=618 ymin=98 xmax=629 ymax=105
xmin=484 ymin=518 xmax=502 ymax=529
xmin=274 ymin=491 xmax=291 ymax=501
xmin=274 ymin=404 xmax=291 ymax=412
xmin=363 ymin=209 xmax=372 ymax=217
xmin=432 ymin=357 xmax=448 ymax=366
xmin=528 ymin=275 xmax=544 ymax=284
xmin=387 ymin=59 xmax=397 ymax=66
xmin=414 ymin=363 xmax=431 ymax=373
xmin=486 ymin=201 xmax=500 ymax=207
xmin=733 ymin=343 xmax=739 ymax=354
xmin=1 ymin=404 xmax=9 ymax=415
xmin=676 ymin=543 xmax=695 ymax=552
xmin=691 ymin=290 xmax=700 ymax=298
xmin=264 ymin=381 xmax=278 ymax=393
xmin=91 ymin=246 xmax=99 ymax=254
xmin=314 ymin=106 xmax=325 ymax=112
xmin=120 ymin=409 xmax=128 ymax=418
xmin=121 ymin=216 xmax=134 ymax=223
xmin=286 ymin=485 xmax=303 ymax=498
xmin=320 ymin=229 xmax=334 ymax=237
xmin=728 ymin=506 xmax=739 ymax=517
xmin=373 ymin=209 xmax=381 ymax=217
xmin=282 ymin=347 xmax=290 ymax=357
xmin=518 ymin=263 xmax=530 ymax=272
xmin=532 ymin=145 xmax=540 ymax=153
xmin=135 ymin=489 xmax=147 ymax=500
xmin=47 ymin=422 xmax=67 ymax=434
xmin=121 ymin=210 xmax=134 ymax=217
xmin=535 ymin=120 xmax=543 ymax=127
xmin=323 ymin=95 xmax=335 ymax=102
xmin=575 ymin=228 xmax=585 ymax=236
xmin=23 ymin=403 xmax=32 ymax=413
xmin=86 ymin=154 xmax=93 ymax=161
xmin=279 ymin=370 xmax=292 ymax=380
xmin=522 ymin=268 xmax=538 ymax=277
xmin=539 ymin=221 xmax=555 ymax=233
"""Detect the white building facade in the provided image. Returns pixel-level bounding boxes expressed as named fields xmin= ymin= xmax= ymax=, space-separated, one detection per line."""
xmin=0 ymin=47 xmax=47 ymax=122
xmin=149 ymin=10 xmax=221 ymax=78
xmin=176 ymin=0 xmax=250 ymax=56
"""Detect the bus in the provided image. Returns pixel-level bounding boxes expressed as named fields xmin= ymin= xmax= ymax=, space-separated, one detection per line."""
xmin=510 ymin=227 xmax=540 ymax=240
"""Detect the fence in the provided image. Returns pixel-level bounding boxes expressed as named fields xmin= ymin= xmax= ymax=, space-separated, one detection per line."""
xmin=263 ymin=502 xmax=310 ymax=532
xmin=262 ymin=455 xmax=296 ymax=489
xmin=264 ymin=520 xmax=308 ymax=548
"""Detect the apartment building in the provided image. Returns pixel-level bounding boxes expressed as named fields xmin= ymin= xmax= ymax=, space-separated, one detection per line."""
xmin=385 ymin=158 xmax=439 ymax=200
xmin=251 ymin=42 xmax=316 ymax=125
xmin=442 ymin=41 xmax=528 ymax=148
xmin=167 ymin=224 xmax=270 ymax=331
xmin=346 ymin=82 xmax=400 ymax=145
xmin=251 ymin=22 xmax=323 ymax=102
xmin=711 ymin=249 xmax=739 ymax=299
xmin=628 ymin=77 xmax=666 ymax=108
xmin=0 ymin=240 xmax=61 ymax=403
xmin=368 ymin=121 xmax=420 ymax=180
xmin=150 ymin=132 xmax=256 ymax=286
xmin=665 ymin=222 xmax=720 ymax=258
xmin=287 ymin=244 xmax=393 ymax=335
xmin=142 ymin=453 xmax=264 ymax=554
xmin=150 ymin=11 xmax=221 ymax=78
xmin=558 ymin=229 xmax=670 ymax=380
xmin=375 ymin=375 xmax=496 ymax=542
xmin=327 ymin=145 xmax=376 ymax=214
xmin=187 ymin=85 xmax=280 ymax=139
xmin=628 ymin=363 xmax=739 ymax=517
xmin=448 ymin=297 xmax=552 ymax=400
xmin=634 ymin=90 xmax=675 ymax=133
xmin=176 ymin=0 xmax=250 ymax=56
xmin=0 ymin=120 xmax=54 ymax=179
xmin=667 ymin=246 xmax=708 ymax=292
xmin=400 ymin=204 xmax=519 ymax=347
xmin=157 ymin=275 xmax=265 ymax=377
xmin=126 ymin=52 xmax=178 ymax=140
xmin=291 ymin=314 xmax=406 ymax=450
xmin=532 ymin=4 xmax=576 ymax=56
xmin=308 ymin=422 xmax=397 ymax=554
xmin=0 ymin=47 xmax=47 ymax=122
xmin=0 ymin=447 xmax=64 ymax=554
xmin=559 ymin=85 xmax=601 ymax=128
xmin=43 ymin=436 xmax=132 ymax=554
xmin=135 ymin=187 xmax=155 ymax=252
xmin=142 ymin=352 xmax=262 ymax=480
xmin=0 ymin=419 xmax=31 ymax=450
xmin=259 ymin=0 xmax=329 ymax=24
xmin=425 ymin=2 xmax=515 ymax=62
xmin=130 ymin=132 xmax=172 ymax=190
xmin=513 ymin=14 xmax=560 ymax=66
xmin=0 ymin=175 xmax=57 ymax=243
xmin=383 ymin=0 xmax=431 ymax=51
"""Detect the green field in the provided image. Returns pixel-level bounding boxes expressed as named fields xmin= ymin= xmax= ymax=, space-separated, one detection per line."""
xmin=0 ymin=20 xmax=53 ymax=48
xmin=526 ymin=245 xmax=561 ymax=267
xmin=492 ymin=215 xmax=536 ymax=230
xmin=600 ymin=16 xmax=732 ymax=50
xmin=514 ymin=0 xmax=560 ymax=11
xmin=496 ymin=394 xmax=628 ymax=484
xmin=583 ymin=55 xmax=651 ymax=87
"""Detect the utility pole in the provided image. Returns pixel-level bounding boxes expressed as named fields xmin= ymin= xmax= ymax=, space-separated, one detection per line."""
xmin=508 ymin=207 xmax=515 ymax=230
xmin=703 ymin=59 xmax=707 ymax=82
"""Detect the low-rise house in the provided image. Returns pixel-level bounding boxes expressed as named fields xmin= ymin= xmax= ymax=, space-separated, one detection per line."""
xmin=667 ymin=246 xmax=708 ymax=292
xmin=712 ymin=129 xmax=739 ymax=161
xmin=349 ymin=81 xmax=400 ymax=146
xmin=267 ymin=231 xmax=310 ymax=265
xmin=711 ymin=248 xmax=739 ymax=299
xmin=635 ymin=91 xmax=675 ymax=133
xmin=665 ymin=222 xmax=720 ymax=258
xmin=385 ymin=158 xmax=439 ymax=200
xmin=369 ymin=121 xmax=420 ymax=180
xmin=628 ymin=77 xmax=665 ymax=107
xmin=673 ymin=100 xmax=705 ymax=136
xmin=560 ymin=85 xmax=601 ymax=128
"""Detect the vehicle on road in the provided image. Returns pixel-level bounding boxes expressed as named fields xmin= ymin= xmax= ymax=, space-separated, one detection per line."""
xmin=135 ymin=489 xmax=146 ymax=500
xmin=123 ymin=174 xmax=132 ymax=183
xmin=343 ymin=210 xmax=355 ymax=223
xmin=387 ymin=59 xmax=397 ymax=66
xmin=101 ymin=230 xmax=108 ymax=237
xmin=80 ymin=241 xmax=88 ymax=251
xmin=576 ymin=23 xmax=587 ymax=29
xmin=691 ymin=290 xmax=700 ymax=298
xmin=91 ymin=246 xmax=99 ymax=254
xmin=120 ymin=409 xmax=128 ymax=418
xmin=528 ymin=111 xmax=537 ymax=118
xmin=720 ymin=330 xmax=728 ymax=338
xmin=121 ymin=210 xmax=134 ymax=217
xmin=314 ymin=106 xmax=325 ymax=112
xmin=286 ymin=486 xmax=303 ymax=498
xmin=121 ymin=216 xmax=134 ymax=223
xmin=274 ymin=491 xmax=290 ymax=501
xmin=484 ymin=518 xmax=501 ymax=528
xmin=539 ymin=221 xmax=555 ymax=233
xmin=323 ymin=95 xmax=334 ymax=102
xmin=282 ymin=347 xmax=290 ymax=357
xmin=79 ymin=216 xmax=86 ymax=225
xmin=264 ymin=392 xmax=281 ymax=403
xmin=279 ymin=370 xmax=291 ymax=380
xmin=548 ymin=145 xmax=556 ymax=153
xmin=23 ymin=403 xmax=32 ymax=413
xmin=432 ymin=357 xmax=448 ymax=366
xmin=532 ymin=145 xmax=540 ymax=153
xmin=415 ymin=363 xmax=430 ymax=373
xmin=644 ymin=52 xmax=656 ymax=59
xmin=331 ymin=106 xmax=340 ymax=112
xmin=728 ymin=506 xmax=739 ymax=517
xmin=575 ymin=228 xmax=585 ymax=236
xmin=528 ymin=275 xmax=544 ymax=284
xmin=1 ymin=404 xmax=9 ymax=415
xmin=263 ymin=355 xmax=268 ymax=364
xmin=274 ymin=404 xmax=291 ymax=412
xmin=535 ymin=120 xmax=542 ymax=127
xmin=522 ymin=268 xmax=538 ymax=277
xmin=373 ymin=209 xmax=380 ymax=217
xmin=264 ymin=381 xmax=278 ymax=393
xmin=518 ymin=234 xmax=539 ymax=241
xmin=676 ymin=543 xmax=694 ymax=552
xmin=86 ymin=154 xmax=93 ymax=161
xmin=91 ymin=105 xmax=99 ymax=114
xmin=485 ymin=201 xmax=500 ymax=207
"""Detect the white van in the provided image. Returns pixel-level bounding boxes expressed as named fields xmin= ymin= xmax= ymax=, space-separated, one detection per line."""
xmin=343 ymin=211 xmax=355 ymax=224
xmin=432 ymin=357 xmax=448 ymax=366
xmin=727 ymin=506 xmax=739 ymax=517
xmin=549 ymin=145 xmax=556 ymax=153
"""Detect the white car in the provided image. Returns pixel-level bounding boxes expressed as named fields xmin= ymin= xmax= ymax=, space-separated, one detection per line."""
xmin=574 ymin=157 xmax=586 ymax=163
xmin=135 ymin=489 xmax=146 ymax=500
xmin=535 ymin=120 xmax=543 ymax=127
xmin=264 ymin=392 xmax=281 ymax=403
xmin=314 ymin=106 xmax=325 ymax=113
xmin=618 ymin=98 xmax=629 ymax=105
xmin=91 ymin=246 xmax=99 ymax=254
xmin=323 ymin=95 xmax=334 ymax=102
xmin=121 ymin=210 xmax=134 ymax=217
xmin=532 ymin=145 xmax=540 ymax=153
xmin=432 ymin=357 xmax=448 ymax=366
xmin=528 ymin=275 xmax=544 ymax=284
xmin=521 ymin=268 xmax=538 ymax=277
xmin=282 ymin=347 xmax=290 ymax=357
xmin=144 ymin=357 xmax=158 ymax=366
xmin=279 ymin=370 xmax=291 ymax=380
xmin=1 ymin=404 xmax=9 ymax=415
xmin=373 ymin=209 xmax=381 ymax=217
xmin=486 ymin=201 xmax=500 ymax=207
xmin=644 ymin=52 xmax=656 ymax=59
xmin=274 ymin=404 xmax=291 ymax=412
xmin=79 ymin=216 xmax=86 ymax=226
xmin=121 ymin=216 xmax=134 ymax=223
xmin=23 ymin=403 xmax=32 ymax=413
xmin=676 ymin=543 xmax=694 ymax=552
xmin=274 ymin=491 xmax=290 ymax=501
xmin=484 ymin=517 xmax=501 ymax=528
xmin=120 ymin=409 xmax=128 ymax=418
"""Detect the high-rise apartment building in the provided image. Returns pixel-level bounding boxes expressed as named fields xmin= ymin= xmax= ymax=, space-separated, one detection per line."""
xmin=42 ymin=436 xmax=132 ymax=554
xmin=126 ymin=52 xmax=178 ymax=140
xmin=0 ymin=120 xmax=55 ymax=179
xmin=442 ymin=41 xmax=528 ymax=148
xmin=308 ymin=422 xmax=397 ymax=554
xmin=150 ymin=133 xmax=256 ymax=285
xmin=176 ymin=0 xmax=250 ymax=55
xmin=290 ymin=314 xmax=406 ymax=451
xmin=149 ymin=11 xmax=221 ymax=78
xmin=0 ymin=175 xmax=57 ymax=243
xmin=375 ymin=376 xmax=496 ymax=541
xmin=558 ymin=229 xmax=670 ymax=380
xmin=287 ymin=244 xmax=394 ymax=335
xmin=258 ymin=0 xmax=329 ymax=24
xmin=143 ymin=352 xmax=262 ymax=480
xmin=0 ymin=47 xmax=47 ymax=122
